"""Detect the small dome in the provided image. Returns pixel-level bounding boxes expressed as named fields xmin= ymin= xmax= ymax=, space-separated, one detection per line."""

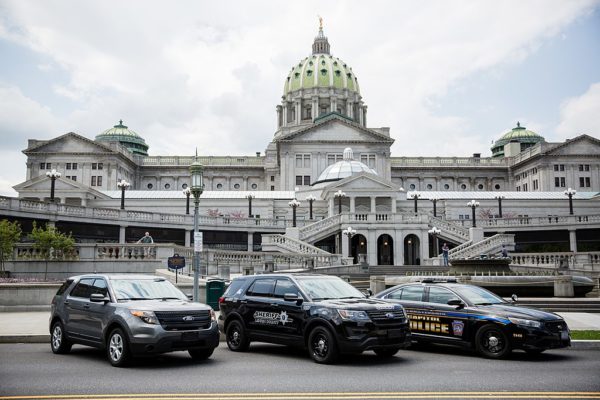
xmin=491 ymin=122 xmax=544 ymax=158
xmin=96 ymin=120 xmax=149 ymax=156
xmin=313 ymin=148 xmax=377 ymax=185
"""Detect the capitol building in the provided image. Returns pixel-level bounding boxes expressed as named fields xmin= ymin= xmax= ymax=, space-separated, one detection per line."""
xmin=7 ymin=25 xmax=600 ymax=267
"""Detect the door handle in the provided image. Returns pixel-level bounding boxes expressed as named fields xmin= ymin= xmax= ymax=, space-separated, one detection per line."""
xmin=83 ymin=304 xmax=90 ymax=309
xmin=64 ymin=301 xmax=70 ymax=305
xmin=270 ymin=303 xmax=279 ymax=307
xmin=239 ymin=300 xmax=247 ymax=304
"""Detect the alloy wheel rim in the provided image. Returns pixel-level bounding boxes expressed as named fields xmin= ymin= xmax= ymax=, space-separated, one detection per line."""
xmin=484 ymin=331 xmax=504 ymax=353
xmin=313 ymin=334 xmax=328 ymax=358
xmin=230 ymin=329 xmax=240 ymax=347
xmin=52 ymin=326 xmax=62 ymax=349
xmin=109 ymin=333 xmax=123 ymax=361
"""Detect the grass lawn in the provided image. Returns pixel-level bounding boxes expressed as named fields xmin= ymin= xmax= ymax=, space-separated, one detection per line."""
xmin=571 ymin=330 xmax=600 ymax=340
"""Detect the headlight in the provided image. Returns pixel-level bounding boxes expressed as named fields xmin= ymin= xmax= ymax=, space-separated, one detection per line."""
xmin=508 ymin=317 xmax=542 ymax=329
xmin=130 ymin=310 xmax=158 ymax=324
xmin=210 ymin=309 xmax=216 ymax=322
xmin=337 ymin=309 xmax=370 ymax=321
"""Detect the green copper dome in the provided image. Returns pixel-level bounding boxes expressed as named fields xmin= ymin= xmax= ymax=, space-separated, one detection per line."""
xmin=96 ymin=120 xmax=149 ymax=156
xmin=491 ymin=122 xmax=544 ymax=158
xmin=283 ymin=55 xmax=360 ymax=96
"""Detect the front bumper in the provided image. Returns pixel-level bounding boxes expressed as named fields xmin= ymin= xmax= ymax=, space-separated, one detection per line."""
xmin=510 ymin=325 xmax=571 ymax=351
xmin=336 ymin=323 xmax=412 ymax=354
xmin=128 ymin=321 xmax=220 ymax=355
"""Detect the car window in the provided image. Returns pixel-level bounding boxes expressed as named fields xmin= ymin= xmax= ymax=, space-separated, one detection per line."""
xmin=223 ymin=279 xmax=246 ymax=298
xmin=91 ymin=279 xmax=109 ymax=297
xmin=428 ymin=287 xmax=458 ymax=304
xmin=386 ymin=289 xmax=403 ymax=300
xmin=273 ymin=279 xmax=300 ymax=299
xmin=70 ymin=278 xmax=94 ymax=298
xmin=55 ymin=279 xmax=74 ymax=296
xmin=246 ymin=279 xmax=275 ymax=297
xmin=399 ymin=286 xmax=424 ymax=301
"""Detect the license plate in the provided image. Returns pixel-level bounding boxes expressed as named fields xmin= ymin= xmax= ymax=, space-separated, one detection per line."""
xmin=560 ymin=331 xmax=569 ymax=340
xmin=181 ymin=331 xmax=199 ymax=341
xmin=387 ymin=329 xmax=403 ymax=338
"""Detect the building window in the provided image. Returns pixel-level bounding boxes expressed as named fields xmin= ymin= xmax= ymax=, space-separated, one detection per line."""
xmin=409 ymin=184 xmax=416 ymax=190
xmin=554 ymin=164 xmax=565 ymax=172
xmin=91 ymin=176 xmax=96 ymax=186
xmin=579 ymin=164 xmax=590 ymax=171
xmin=216 ymin=183 xmax=223 ymax=190
xmin=533 ymin=180 xmax=539 ymax=190
xmin=147 ymin=183 xmax=153 ymax=189
xmin=164 ymin=183 xmax=171 ymax=189
xmin=92 ymin=163 xmax=97 ymax=170
xmin=523 ymin=183 xmax=528 ymax=191
xmin=327 ymin=154 xmax=343 ymax=165
xmin=494 ymin=184 xmax=501 ymax=190
xmin=360 ymin=154 xmax=376 ymax=169
xmin=477 ymin=184 xmax=484 ymax=190
xmin=182 ymin=183 xmax=188 ymax=189
xmin=234 ymin=183 xmax=240 ymax=189
xmin=554 ymin=177 xmax=566 ymax=187
xmin=97 ymin=176 xmax=102 ymax=186
xmin=426 ymin=184 xmax=433 ymax=190
xmin=66 ymin=163 xmax=71 ymax=170
xmin=296 ymin=176 xmax=303 ymax=186
xmin=460 ymin=184 xmax=467 ymax=190
xmin=98 ymin=163 xmax=103 ymax=170
xmin=303 ymin=176 xmax=311 ymax=186
xmin=295 ymin=154 xmax=311 ymax=168
xmin=270 ymin=176 xmax=275 ymax=182
xmin=580 ymin=177 xmax=591 ymax=188
xmin=444 ymin=184 xmax=450 ymax=190
xmin=271 ymin=186 xmax=275 ymax=191
xmin=40 ymin=162 xmax=51 ymax=170
xmin=72 ymin=163 xmax=77 ymax=170
xmin=251 ymin=183 xmax=258 ymax=189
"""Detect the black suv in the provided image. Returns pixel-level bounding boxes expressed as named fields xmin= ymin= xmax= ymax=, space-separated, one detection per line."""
xmin=375 ymin=280 xmax=571 ymax=358
xmin=50 ymin=274 xmax=220 ymax=366
xmin=218 ymin=274 xmax=411 ymax=363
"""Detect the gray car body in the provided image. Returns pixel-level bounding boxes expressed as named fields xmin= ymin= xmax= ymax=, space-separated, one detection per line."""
xmin=50 ymin=274 xmax=219 ymax=356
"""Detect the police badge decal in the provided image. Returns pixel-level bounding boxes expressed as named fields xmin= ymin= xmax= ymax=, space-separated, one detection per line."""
xmin=452 ymin=320 xmax=465 ymax=336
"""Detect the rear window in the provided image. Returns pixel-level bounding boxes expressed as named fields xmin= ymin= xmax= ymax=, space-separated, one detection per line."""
xmin=55 ymin=279 xmax=74 ymax=296
xmin=223 ymin=279 xmax=246 ymax=298
xmin=246 ymin=279 xmax=275 ymax=297
xmin=70 ymin=278 xmax=94 ymax=298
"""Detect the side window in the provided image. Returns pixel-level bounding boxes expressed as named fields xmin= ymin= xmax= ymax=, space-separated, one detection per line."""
xmin=56 ymin=279 xmax=74 ymax=296
xmin=91 ymin=279 xmax=109 ymax=297
xmin=246 ymin=279 xmax=275 ymax=297
xmin=400 ymin=286 xmax=424 ymax=301
xmin=223 ymin=279 xmax=246 ymax=298
xmin=428 ymin=287 xmax=458 ymax=305
xmin=273 ymin=279 xmax=300 ymax=299
xmin=70 ymin=278 xmax=94 ymax=298
xmin=386 ymin=288 xmax=403 ymax=300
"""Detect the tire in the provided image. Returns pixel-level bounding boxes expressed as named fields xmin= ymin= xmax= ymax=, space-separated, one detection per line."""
xmin=189 ymin=348 xmax=214 ymax=360
xmin=475 ymin=324 xmax=511 ymax=359
xmin=374 ymin=348 xmax=400 ymax=358
xmin=50 ymin=321 xmax=72 ymax=354
xmin=226 ymin=320 xmax=249 ymax=352
xmin=308 ymin=326 xmax=338 ymax=364
xmin=107 ymin=328 xmax=131 ymax=367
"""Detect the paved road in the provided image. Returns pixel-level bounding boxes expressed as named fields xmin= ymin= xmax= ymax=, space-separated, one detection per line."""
xmin=0 ymin=343 xmax=599 ymax=399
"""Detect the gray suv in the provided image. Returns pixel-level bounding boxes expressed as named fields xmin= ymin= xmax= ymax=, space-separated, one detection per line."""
xmin=50 ymin=274 xmax=220 ymax=367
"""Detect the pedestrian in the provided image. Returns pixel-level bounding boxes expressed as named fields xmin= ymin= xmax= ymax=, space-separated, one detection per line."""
xmin=137 ymin=232 xmax=154 ymax=258
xmin=501 ymin=244 xmax=508 ymax=258
xmin=442 ymin=242 xmax=449 ymax=266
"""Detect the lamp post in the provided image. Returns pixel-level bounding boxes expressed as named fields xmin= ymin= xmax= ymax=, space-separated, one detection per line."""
xmin=467 ymin=200 xmax=480 ymax=228
xmin=430 ymin=196 xmax=439 ymax=217
xmin=428 ymin=227 xmax=441 ymax=257
xmin=334 ymin=190 xmax=346 ymax=215
xmin=564 ymin=188 xmax=576 ymax=215
xmin=495 ymin=195 xmax=505 ymax=218
xmin=305 ymin=195 xmax=317 ymax=220
xmin=342 ymin=226 xmax=357 ymax=258
xmin=411 ymin=192 xmax=421 ymax=214
xmin=189 ymin=155 xmax=204 ymax=303
xmin=246 ymin=193 xmax=255 ymax=218
xmin=46 ymin=169 xmax=61 ymax=202
xmin=117 ymin=179 xmax=130 ymax=210
xmin=288 ymin=199 xmax=301 ymax=227
xmin=183 ymin=187 xmax=191 ymax=215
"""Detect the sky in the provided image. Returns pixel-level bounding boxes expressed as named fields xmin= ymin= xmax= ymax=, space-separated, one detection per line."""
xmin=0 ymin=0 xmax=599 ymax=196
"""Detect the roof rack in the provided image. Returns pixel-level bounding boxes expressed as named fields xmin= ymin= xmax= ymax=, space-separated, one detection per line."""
xmin=420 ymin=278 xmax=458 ymax=284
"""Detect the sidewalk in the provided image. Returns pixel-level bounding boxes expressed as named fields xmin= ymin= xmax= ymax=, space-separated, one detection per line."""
xmin=1 ymin=311 xmax=599 ymax=348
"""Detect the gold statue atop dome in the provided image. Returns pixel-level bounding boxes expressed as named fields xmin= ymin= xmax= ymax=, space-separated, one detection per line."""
xmin=318 ymin=15 xmax=323 ymax=29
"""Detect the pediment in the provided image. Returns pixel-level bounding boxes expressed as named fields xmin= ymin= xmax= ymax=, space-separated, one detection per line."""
xmin=13 ymin=175 xmax=109 ymax=198
xmin=546 ymin=135 xmax=600 ymax=156
xmin=24 ymin=132 xmax=114 ymax=154
xmin=322 ymin=173 xmax=398 ymax=197
xmin=278 ymin=117 xmax=394 ymax=144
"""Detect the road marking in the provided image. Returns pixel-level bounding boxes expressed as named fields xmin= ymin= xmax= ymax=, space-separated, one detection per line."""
xmin=1 ymin=393 xmax=600 ymax=400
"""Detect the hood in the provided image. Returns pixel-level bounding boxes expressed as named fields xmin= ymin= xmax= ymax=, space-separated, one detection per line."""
xmin=316 ymin=298 xmax=403 ymax=311
xmin=118 ymin=300 xmax=212 ymax=313
xmin=476 ymin=303 xmax=563 ymax=321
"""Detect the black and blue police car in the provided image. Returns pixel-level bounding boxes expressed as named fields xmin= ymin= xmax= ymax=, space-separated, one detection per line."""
xmin=374 ymin=279 xmax=571 ymax=358
xmin=218 ymin=274 xmax=411 ymax=364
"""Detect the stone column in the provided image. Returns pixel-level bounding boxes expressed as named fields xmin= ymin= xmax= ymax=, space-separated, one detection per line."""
xmin=420 ymin=231 xmax=429 ymax=264
xmin=184 ymin=230 xmax=191 ymax=247
xmin=368 ymin=229 xmax=377 ymax=265
xmin=119 ymin=226 xmax=126 ymax=244
xmin=328 ymin=198 xmax=334 ymax=217
xmin=81 ymin=198 xmax=87 ymax=207
xmin=312 ymin=97 xmax=319 ymax=119
xmin=248 ymin=233 xmax=254 ymax=252
xmin=282 ymin=103 xmax=288 ymax=126
xmin=370 ymin=197 xmax=376 ymax=213
xmin=349 ymin=197 xmax=356 ymax=214
xmin=394 ymin=230 xmax=404 ymax=266
xmin=295 ymin=101 xmax=301 ymax=124
xmin=341 ymin=231 xmax=349 ymax=258
xmin=362 ymin=105 xmax=368 ymax=127
xmin=347 ymin=100 xmax=353 ymax=119
xmin=276 ymin=105 xmax=282 ymax=128
xmin=358 ymin=105 xmax=364 ymax=126
xmin=569 ymin=229 xmax=577 ymax=252
xmin=330 ymin=97 xmax=337 ymax=114
xmin=391 ymin=197 xmax=397 ymax=213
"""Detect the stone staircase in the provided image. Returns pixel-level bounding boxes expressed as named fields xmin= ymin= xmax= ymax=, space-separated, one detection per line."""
xmin=298 ymin=214 xmax=342 ymax=243
xmin=428 ymin=215 xmax=470 ymax=243
xmin=261 ymin=234 xmax=332 ymax=255
xmin=449 ymin=233 xmax=515 ymax=260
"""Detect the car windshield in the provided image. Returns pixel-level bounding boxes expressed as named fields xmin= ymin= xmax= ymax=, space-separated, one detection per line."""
xmin=111 ymin=278 xmax=188 ymax=301
xmin=452 ymin=285 xmax=505 ymax=305
xmin=296 ymin=276 xmax=365 ymax=300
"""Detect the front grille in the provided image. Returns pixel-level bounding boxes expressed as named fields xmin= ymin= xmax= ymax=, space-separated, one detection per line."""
xmin=545 ymin=321 xmax=566 ymax=333
xmin=154 ymin=310 xmax=211 ymax=331
xmin=367 ymin=309 xmax=406 ymax=325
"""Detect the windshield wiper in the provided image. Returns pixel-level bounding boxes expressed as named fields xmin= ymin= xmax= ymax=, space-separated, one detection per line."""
xmin=154 ymin=297 xmax=181 ymax=301
xmin=118 ymin=297 xmax=150 ymax=301
xmin=474 ymin=302 xmax=500 ymax=306
xmin=311 ymin=297 xmax=332 ymax=301
xmin=337 ymin=296 xmax=362 ymax=299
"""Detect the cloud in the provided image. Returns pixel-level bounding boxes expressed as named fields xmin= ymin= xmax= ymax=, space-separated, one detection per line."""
xmin=555 ymin=82 xmax=600 ymax=139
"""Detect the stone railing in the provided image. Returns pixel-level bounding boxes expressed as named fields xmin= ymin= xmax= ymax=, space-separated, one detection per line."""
xmin=450 ymin=234 xmax=514 ymax=260
xmin=428 ymin=216 xmax=470 ymax=240
xmin=262 ymin=234 xmax=331 ymax=255
xmin=141 ymin=155 xmax=264 ymax=167
xmin=14 ymin=245 xmax=80 ymax=261
xmin=390 ymin=156 xmax=507 ymax=168
xmin=450 ymin=215 xmax=600 ymax=229
xmin=510 ymin=252 xmax=575 ymax=268
xmin=12 ymin=243 xmax=167 ymax=261
xmin=299 ymin=214 xmax=342 ymax=240
xmin=448 ymin=240 xmax=473 ymax=257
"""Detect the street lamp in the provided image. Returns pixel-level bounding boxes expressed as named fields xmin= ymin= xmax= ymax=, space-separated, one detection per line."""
xmin=342 ymin=226 xmax=357 ymax=258
xmin=430 ymin=196 xmax=439 ymax=217
xmin=411 ymin=191 xmax=421 ymax=213
xmin=495 ymin=195 xmax=505 ymax=218
xmin=246 ymin=193 xmax=255 ymax=218
xmin=305 ymin=195 xmax=317 ymax=220
xmin=117 ymin=179 xmax=130 ymax=210
xmin=334 ymin=190 xmax=346 ymax=214
xmin=189 ymin=154 xmax=204 ymax=302
xmin=288 ymin=199 xmax=301 ymax=227
xmin=467 ymin=200 xmax=480 ymax=227
xmin=428 ymin=227 xmax=441 ymax=257
xmin=183 ymin=187 xmax=191 ymax=215
xmin=45 ymin=169 xmax=61 ymax=203
xmin=564 ymin=188 xmax=576 ymax=215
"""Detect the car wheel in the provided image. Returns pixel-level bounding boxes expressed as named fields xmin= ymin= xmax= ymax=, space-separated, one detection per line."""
xmin=189 ymin=348 xmax=214 ymax=360
xmin=107 ymin=328 xmax=131 ymax=367
xmin=374 ymin=348 xmax=400 ymax=358
xmin=475 ymin=324 xmax=511 ymax=359
xmin=50 ymin=321 xmax=72 ymax=354
xmin=308 ymin=326 xmax=338 ymax=364
xmin=226 ymin=320 xmax=249 ymax=352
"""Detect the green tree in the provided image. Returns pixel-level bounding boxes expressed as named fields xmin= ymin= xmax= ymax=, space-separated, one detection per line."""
xmin=0 ymin=220 xmax=22 ymax=272
xmin=29 ymin=223 xmax=75 ymax=280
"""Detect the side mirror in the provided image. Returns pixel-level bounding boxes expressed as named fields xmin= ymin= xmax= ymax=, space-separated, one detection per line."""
xmin=511 ymin=294 xmax=518 ymax=303
xmin=186 ymin=293 xmax=193 ymax=301
xmin=90 ymin=293 xmax=109 ymax=303
xmin=283 ymin=293 xmax=303 ymax=305
xmin=447 ymin=298 xmax=464 ymax=308
xmin=363 ymin=289 xmax=373 ymax=298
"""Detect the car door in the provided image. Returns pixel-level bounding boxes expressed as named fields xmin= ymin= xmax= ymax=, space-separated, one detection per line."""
xmin=65 ymin=278 xmax=94 ymax=339
xmin=270 ymin=278 xmax=305 ymax=339
xmin=422 ymin=286 xmax=468 ymax=343
xmin=78 ymin=278 xmax=110 ymax=342
xmin=243 ymin=278 xmax=277 ymax=335
xmin=383 ymin=285 xmax=427 ymax=336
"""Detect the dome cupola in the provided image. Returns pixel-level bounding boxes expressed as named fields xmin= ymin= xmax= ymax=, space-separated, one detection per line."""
xmin=313 ymin=147 xmax=377 ymax=185
xmin=95 ymin=120 xmax=149 ymax=156
xmin=491 ymin=122 xmax=544 ymax=158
